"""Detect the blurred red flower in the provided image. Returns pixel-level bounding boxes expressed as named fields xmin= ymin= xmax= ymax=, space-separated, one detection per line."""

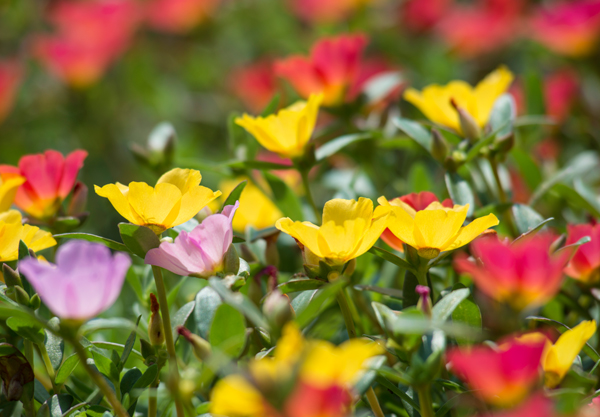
xmin=544 ymin=69 xmax=579 ymax=123
xmin=564 ymin=223 xmax=600 ymax=284
xmin=229 ymin=61 xmax=278 ymax=113
xmin=0 ymin=60 xmax=22 ymax=124
xmin=400 ymin=0 xmax=451 ymax=33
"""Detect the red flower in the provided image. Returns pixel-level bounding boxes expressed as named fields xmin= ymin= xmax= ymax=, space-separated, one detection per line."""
xmin=529 ymin=0 xmax=600 ymax=57
xmin=145 ymin=0 xmax=220 ymax=33
xmin=229 ymin=61 xmax=278 ymax=113
xmin=380 ymin=192 xmax=452 ymax=252
xmin=275 ymin=34 xmax=368 ymax=106
xmin=477 ymin=394 xmax=556 ymax=417
xmin=400 ymin=0 xmax=451 ymax=33
xmin=0 ymin=150 xmax=87 ymax=220
xmin=447 ymin=337 xmax=545 ymax=407
xmin=564 ymin=223 xmax=600 ymax=284
xmin=455 ymin=234 xmax=569 ymax=311
xmin=0 ymin=60 xmax=22 ymax=124
xmin=544 ymin=69 xmax=579 ymax=123
xmin=285 ymin=381 xmax=352 ymax=417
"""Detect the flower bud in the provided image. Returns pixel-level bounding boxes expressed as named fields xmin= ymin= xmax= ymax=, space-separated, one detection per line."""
xmin=262 ymin=290 xmax=295 ymax=329
xmin=140 ymin=338 xmax=155 ymax=360
xmin=3 ymin=264 xmax=21 ymax=288
xmin=29 ymin=294 xmax=41 ymax=310
xmin=264 ymin=233 xmax=280 ymax=268
xmin=223 ymin=244 xmax=240 ymax=275
xmin=492 ymin=133 xmax=515 ymax=154
xmin=430 ymin=129 xmax=449 ymax=162
xmin=451 ymin=98 xmax=481 ymax=142
xmin=148 ymin=294 xmax=165 ymax=347
xmin=6 ymin=286 xmax=30 ymax=306
xmin=416 ymin=285 xmax=432 ymax=317
xmin=177 ymin=326 xmax=211 ymax=361
xmin=343 ymin=258 xmax=356 ymax=277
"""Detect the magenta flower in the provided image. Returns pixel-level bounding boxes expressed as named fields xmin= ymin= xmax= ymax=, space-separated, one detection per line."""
xmin=18 ymin=240 xmax=131 ymax=320
xmin=145 ymin=202 xmax=239 ymax=277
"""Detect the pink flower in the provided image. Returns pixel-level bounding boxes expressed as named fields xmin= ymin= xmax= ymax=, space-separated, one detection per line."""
xmin=477 ymin=394 xmax=556 ymax=417
xmin=455 ymin=234 xmax=569 ymax=311
xmin=400 ymin=0 xmax=451 ymax=32
xmin=275 ymin=34 xmax=368 ymax=106
xmin=447 ymin=337 xmax=545 ymax=407
xmin=529 ymin=0 xmax=600 ymax=57
xmin=145 ymin=202 xmax=239 ymax=277
xmin=564 ymin=223 xmax=600 ymax=284
xmin=0 ymin=150 xmax=87 ymax=220
xmin=18 ymin=240 xmax=131 ymax=321
xmin=380 ymin=192 xmax=452 ymax=252
xmin=145 ymin=0 xmax=220 ymax=33
xmin=284 ymin=382 xmax=351 ymax=417
xmin=229 ymin=61 xmax=278 ymax=113
xmin=0 ymin=60 xmax=22 ymax=124
xmin=544 ymin=69 xmax=579 ymax=123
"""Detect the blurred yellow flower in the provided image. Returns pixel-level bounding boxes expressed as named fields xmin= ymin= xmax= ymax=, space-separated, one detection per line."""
xmin=276 ymin=197 xmax=390 ymax=266
xmin=0 ymin=210 xmax=56 ymax=261
xmin=235 ymin=93 xmax=322 ymax=158
xmin=0 ymin=175 xmax=25 ymax=212
xmin=543 ymin=320 xmax=596 ymax=388
xmin=95 ymin=168 xmax=221 ymax=234
xmin=404 ymin=66 xmax=514 ymax=134
xmin=217 ymin=179 xmax=283 ymax=232
xmin=379 ymin=197 xmax=498 ymax=259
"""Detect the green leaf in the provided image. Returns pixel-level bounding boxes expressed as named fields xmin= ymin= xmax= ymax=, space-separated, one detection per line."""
xmin=132 ymin=364 xmax=158 ymax=391
xmin=92 ymin=351 xmax=116 ymax=379
xmin=227 ymin=160 xmax=293 ymax=171
xmin=511 ymin=204 xmax=545 ymax=235
xmin=120 ymin=368 xmax=142 ymax=398
xmin=353 ymin=285 xmax=403 ymax=299
xmin=209 ymin=304 xmax=247 ymax=358
xmin=172 ymin=301 xmax=195 ymax=338
xmin=488 ymin=94 xmax=515 ymax=137
xmin=393 ymin=118 xmax=432 ymax=152
xmin=34 ymin=379 xmax=50 ymax=404
xmin=315 ymin=133 xmax=371 ymax=161
xmin=118 ymin=223 xmax=161 ymax=259
xmin=209 ymin=278 xmax=269 ymax=330
xmin=6 ymin=316 xmax=45 ymax=344
xmin=451 ymin=286 xmax=482 ymax=345
xmin=294 ymin=279 xmax=347 ymax=328
xmin=445 ymin=172 xmax=475 ymax=216
xmin=513 ymin=217 xmax=554 ymax=243
xmin=45 ymin=318 xmax=64 ymax=371
xmin=432 ymin=288 xmax=470 ymax=321
xmin=263 ymin=172 xmax=304 ymax=220
xmin=81 ymin=318 xmax=138 ymax=336
xmin=53 ymin=233 xmax=130 ymax=254
xmin=195 ymin=286 xmax=223 ymax=339
xmin=511 ymin=149 xmax=542 ymax=191
xmin=221 ymin=180 xmax=247 ymax=211
xmin=368 ymin=246 xmax=415 ymax=272
xmin=120 ymin=316 xmax=141 ymax=371
xmin=38 ymin=394 xmax=73 ymax=417
xmin=402 ymin=271 xmax=419 ymax=308
xmin=277 ymin=279 xmax=325 ymax=295
xmin=55 ymin=354 xmax=79 ymax=385
xmin=354 ymin=356 xmax=386 ymax=395
xmin=554 ymin=236 xmax=591 ymax=257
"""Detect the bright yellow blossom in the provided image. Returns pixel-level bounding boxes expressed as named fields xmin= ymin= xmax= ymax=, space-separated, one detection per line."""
xmin=0 ymin=210 xmax=56 ymax=261
xmin=0 ymin=175 xmax=25 ymax=212
xmin=95 ymin=168 xmax=221 ymax=234
xmin=379 ymin=197 xmax=498 ymax=259
xmin=542 ymin=320 xmax=596 ymax=388
xmin=404 ymin=66 xmax=514 ymax=134
xmin=276 ymin=197 xmax=391 ymax=266
xmin=235 ymin=94 xmax=322 ymax=158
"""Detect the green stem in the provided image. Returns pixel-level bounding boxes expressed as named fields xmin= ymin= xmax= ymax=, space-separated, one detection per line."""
xmin=151 ymin=266 xmax=185 ymax=417
xmin=148 ymin=379 xmax=159 ymax=417
xmin=38 ymin=343 xmax=58 ymax=393
xmin=336 ymin=289 xmax=384 ymax=417
xmin=24 ymin=340 xmax=34 ymax=368
xmin=489 ymin=157 xmax=518 ymax=237
xmin=417 ymin=385 xmax=435 ymax=417
xmin=300 ymin=168 xmax=321 ymax=223
xmin=69 ymin=337 xmax=129 ymax=417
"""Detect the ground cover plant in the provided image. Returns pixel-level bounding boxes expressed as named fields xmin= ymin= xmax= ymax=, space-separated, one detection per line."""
xmin=2 ymin=0 xmax=600 ymax=416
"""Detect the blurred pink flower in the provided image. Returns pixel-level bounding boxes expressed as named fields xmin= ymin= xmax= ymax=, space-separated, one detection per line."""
xmin=19 ymin=240 xmax=131 ymax=320
xmin=564 ymin=223 xmax=600 ymax=284
xmin=347 ymin=58 xmax=403 ymax=107
xmin=229 ymin=61 xmax=278 ymax=113
xmin=400 ymin=0 xmax=451 ymax=32
xmin=544 ymin=69 xmax=579 ymax=123
xmin=284 ymin=382 xmax=352 ymax=417
xmin=455 ymin=234 xmax=570 ymax=311
xmin=529 ymin=0 xmax=600 ymax=57
xmin=145 ymin=202 xmax=239 ymax=277
xmin=34 ymin=0 xmax=141 ymax=86
xmin=436 ymin=0 xmax=524 ymax=57
xmin=477 ymin=394 xmax=556 ymax=417
xmin=0 ymin=60 xmax=22 ymax=124
xmin=145 ymin=0 xmax=220 ymax=33
xmin=288 ymin=0 xmax=366 ymax=25
xmin=275 ymin=34 xmax=368 ymax=106
xmin=447 ymin=337 xmax=545 ymax=407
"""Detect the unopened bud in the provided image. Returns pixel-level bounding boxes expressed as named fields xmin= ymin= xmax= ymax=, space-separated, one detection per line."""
xmin=343 ymin=258 xmax=356 ymax=277
xmin=264 ymin=233 xmax=280 ymax=268
xmin=177 ymin=326 xmax=211 ymax=361
xmin=262 ymin=290 xmax=294 ymax=329
xmin=67 ymin=182 xmax=88 ymax=216
xmin=3 ymin=264 xmax=21 ymax=288
xmin=416 ymin=285 xmax=432 ymax=317
xmin=148 ymin=294 xmax=165 ymax=346
xmin=223 ymin=244 xmax=240 ymax=275
xmin=7 ymin=286 xmax=30 ymax=306
xmin=451 ymin=98 xmax=481 ymax=142
xmin=29 ymin=294 xmax=41 ymax=310
xmin=492 ymin=133 xmax=514 ymax=154
xmin=140 ymin=338 xmax=155 ymax=360
xmin=430 ymin=129 xmax=449 ymax=162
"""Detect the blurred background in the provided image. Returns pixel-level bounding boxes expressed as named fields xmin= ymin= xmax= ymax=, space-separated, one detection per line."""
xmin=1 ymin=0 xmax=600 ymax=240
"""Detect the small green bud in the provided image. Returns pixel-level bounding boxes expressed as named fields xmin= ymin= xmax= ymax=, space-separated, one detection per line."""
xmin=451 ymin=98 xmax=481 ymax=142
xmin=177 ymin=327 xmax=211 ymax=361
xmin=430 ymin=129 xmax=449 ymax=162
xmin=13 ymin=286 xmax=30 ymax=306
xmin=148 ymin=294 xmax=165 ymax=347
xmin=29 ymin=294 xmax=41 ymax=310
xmin=262 ymin=290 xmax=295 ymax=329
xmin=223 ymin=244 xmax=240 ymax=275
xmin=264 ymin=233 xmax=280 ymax=268
xmin=492 ymin=132 xmax=515 ymax=154
xmin=140 ymin=338 xmax=155 ymax=360
xmin=2 ymin=264 xmax=21 ymax=288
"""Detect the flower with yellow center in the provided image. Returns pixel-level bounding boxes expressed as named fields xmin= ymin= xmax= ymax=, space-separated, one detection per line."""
xmin=542 ymin=320 xmax=597 ymax=388
xmin=0 ymin=175 xmax=25 ymax=212
xmin=276 ymin=197 xmax=391 ymax=266
xmin=0 ymin=210 xmax=56 ymax=262
xmin=235 ymin=93 xmax=322 ymax=159
xmin=403 ymin=66 xmax=514 ymax=134
xmin=379 ymin=197 xmax=499 ymax=259
xmin=95 ymin=168 xmax=221 ymax=234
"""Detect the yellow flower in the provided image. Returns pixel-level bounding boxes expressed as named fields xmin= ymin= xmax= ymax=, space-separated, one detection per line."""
xmin=0 ymin=175 xmax=25 ymax=212
xmin=216 ymin=179 xmax=283 ymax=231
xmin=210 ymin=375 xmax=266 ymax=417
xmin=95 ymin=168 xmax=221 ymax=234
xmin=235 ymin=93 xmax=322 ymax=158
xmin=276 ymin=197 xmax=391 ymax=266
xmin=404 ymin=66 xmax=514 ymax=134
xmin=543 ymin=320 xmax=597 ymax=388
xmin=379 ymin=197 xmax=499 ymax=259
xmin=0 ymin=210 xmax=56 ymax=262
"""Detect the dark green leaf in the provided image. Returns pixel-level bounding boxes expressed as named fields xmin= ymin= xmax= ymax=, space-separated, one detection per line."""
xmin=315 ymin=133 xmax=371 ymax=161
xmin=172 ymin=301 xmax=195 ymax=338
xmin=511 ymin=204 xmax=545 ymax=235
xmin=393 ymin=118 xmax=431 ymax=152
xmin=264 ymin=172 xmax=304 ymax=220
xmin=432 ymin=288 xmax=470 ymax=321
xmin=451 ymin=289 xmax=482 ymax=346
xmin=194 ymin=286 xmax=223 ymax=339
xmin=34 ymin=380 xmax=50 ymax=404
xmin=120 ymin=316 xmax=141 ymax=370
xmin=132 ymin=364 xmax=158 ymax=391
xmin=277 ymin=279 xmax=325 ymax=295
xmin=45 ymin=319 xmax=64 ymax=371
xmin=368 ymin=246 xmax=415 ymax=272
xmin=403 ymin=271 xmax=419 ymax=308
xmin=209 ymin=304 xmax=247 ymax=358
xmin=81 ymin=318 xmax=138 ymax=336
xmin=209 ymin=278 xmax=269 ymax=330
xmin=55 ymin=354 xmax=79 ymax=385
xmin=6 ymin=316 xmax=45 ymax=344
xmin=260 ymin=93 xmax=280 ymax=116
xmin=53 ymin=233 xmax=130 ymax=254
xmin=353 ymin=285 xmax=403 ymax=299
xmin=120 ymin=368 xmax=142 ymax=397
xmin=221 ymin=180 xmax=247 ymax=211
xmin=118 ymin=223 xmax=161 ymax=259
xmin=294 ymin=279 xmax=347 ymax=328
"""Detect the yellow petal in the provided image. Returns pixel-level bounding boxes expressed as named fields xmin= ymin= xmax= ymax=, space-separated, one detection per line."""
xmin=0 ymin=209 xmax=23 ymax=224
xmin=94 ymin=184 xmax=141 ymax=225
xmin=473 ymin=66 xmax=514 ymax=126
xmin=0 ymin=175 xmax=25 ymax=212
xmin=156 ymin=168 xmax=202 ymax=194
xmin=275 ymin=322 xmax=305 ymax=363
xmin=276 ymin=218 xmax=325 ymax=258
xmin=235 ymin=114 xmax=287 ymax=155
xmin=22 ymin=225 xmax=57 ymax=254
xmin=443 ymin=213 xmax=499 ymax=251
xmin=322 ymin=197 xmax=373 ymax=226
xmin=126 ymin=182 xmax=182 ymax=231
xmin=351 ymin=204 xmax=391 ymax=259
xmin=413 ymin=205 xmax=468 ymax=250
xmin=0 ymin=221 xmax=25 ymax=261
xmin=388 ymin=197 xmax=416 ymax=218
xmin=379 ymin=196 xmax=418 ymax=249
xmin=172 ymin=186 xmax=221 ymax=228
xmin=210 ymin=375 xmax=265 ymax=417
xmin=336 ymin=339 xmax=384 ymax=385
